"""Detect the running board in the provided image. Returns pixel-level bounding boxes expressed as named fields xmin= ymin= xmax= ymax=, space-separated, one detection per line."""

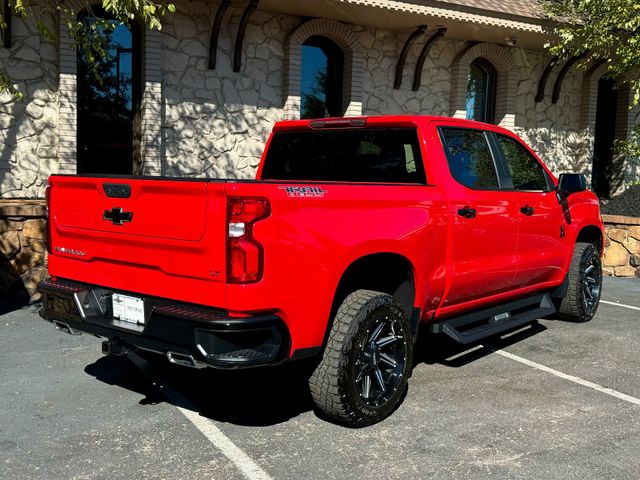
xmin=429 ymin=293 xmax=556 ymax=344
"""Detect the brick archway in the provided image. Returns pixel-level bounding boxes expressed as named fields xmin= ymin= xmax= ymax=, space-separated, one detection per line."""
xmin=57 ymin=1 xmax=162 ymax=175
xmin=450 ymin=43 xmax=517 ymax=128
xmin=284 ymin=19 xmax=365 ymax=119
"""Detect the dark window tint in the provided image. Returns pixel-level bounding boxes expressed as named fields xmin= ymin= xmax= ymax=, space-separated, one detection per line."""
xmin=77 ymin=7 xmax=141 ymax=175
xmin=466 ymin=58 xmax=496 ymax=124
xmin=301 ymin=36 xmax=344 ymax=119
xmin=262 ymin=128 xmax=426 ymax=183
xmin=440 ymin=127 xmax=499 ymax=189
xmin=497 ymin=135 xmax=549 ymax=191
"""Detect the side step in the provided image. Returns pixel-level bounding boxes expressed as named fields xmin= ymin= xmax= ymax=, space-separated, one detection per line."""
xmin=429 ymin=293 xmax=556 ymax=344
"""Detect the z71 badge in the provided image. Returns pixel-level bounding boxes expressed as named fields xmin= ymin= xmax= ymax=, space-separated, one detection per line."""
xmin=280 ymin=186 xmax=327 ymax=198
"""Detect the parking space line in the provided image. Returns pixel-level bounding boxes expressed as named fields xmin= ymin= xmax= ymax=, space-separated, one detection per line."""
xmin=600 ymin=300 xmax=640 ymax=312
xmin=177 ymin=407 xmax=273 ymax=480
xmin=494 ymin=349 xmax=640 ymax=407
xmin=128 ymin=352 xmax=273 ymax=480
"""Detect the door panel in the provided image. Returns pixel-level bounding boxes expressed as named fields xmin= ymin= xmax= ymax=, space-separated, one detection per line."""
xmin=512 ymin=191 xmax=567 ymax=287
xmin=445 ymin=193 xmax=519 ymax=305
xmin=492 ymin=133 xmax=567 ymax=287
xmin=438 ymin=126 xmax=519 ymax=307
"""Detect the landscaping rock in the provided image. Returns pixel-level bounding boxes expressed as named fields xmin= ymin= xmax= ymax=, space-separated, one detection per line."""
xmin=11 ymin=249 xmax=43 ymax=275
xmin=22 ymin=219 xmax=46 ymax=239
xmin=0 ymin=230 xmax=21 ymax=259
xmin=607 ymin=228 xmax=627 ymax=243
xmin=601 ymin=185 xmax=640 ymax=217
xmin=602 ymin=243 xmax=628 ymax=267
xmin=614 ymin=266 xmax=636 ymax=277
xmin=20 ymin=266 xmax=48 ymax=301
xmin=624 ymin=236 xmax=640 ymax=255
xmin=602 ymin=266 xmax=614 ymax=276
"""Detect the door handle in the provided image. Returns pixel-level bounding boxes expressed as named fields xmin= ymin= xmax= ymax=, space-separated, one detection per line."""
xmin=457 ymin=207 xmax=476 ymax=219
xmin=520 ymin=205 xmax=535 ymax=216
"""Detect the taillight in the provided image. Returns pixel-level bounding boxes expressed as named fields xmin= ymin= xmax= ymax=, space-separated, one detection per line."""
xmin=227 ymin=197 xmax=270 ymax=283
xmin=45 ymin=184 xmax=52 ymax=253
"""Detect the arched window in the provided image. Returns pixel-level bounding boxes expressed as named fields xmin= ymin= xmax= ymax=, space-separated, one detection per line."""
xmin=300 ymin=36 xmax=344 ymax=119
xmin=466 ymin=58 xmax=496 ymax=124
xmin=77 ymin=7 xmax=141 ymax=174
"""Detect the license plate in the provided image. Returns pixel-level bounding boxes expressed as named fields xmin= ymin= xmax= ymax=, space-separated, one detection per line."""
xmin=112 ymin=293 xmax=145 ymax=325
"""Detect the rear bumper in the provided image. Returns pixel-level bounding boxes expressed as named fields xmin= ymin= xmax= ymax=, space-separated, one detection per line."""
xmin=38 ymin=277 xmax=291 ymax=369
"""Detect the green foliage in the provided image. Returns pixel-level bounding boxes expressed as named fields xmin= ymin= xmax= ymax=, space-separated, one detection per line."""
xmin=543 ymin=0 xmax=640 ymax=153
xmin=301 ymin=70 xmax=328 ymax=119
xmin=0 ymin=0 xmax=174 ymax=98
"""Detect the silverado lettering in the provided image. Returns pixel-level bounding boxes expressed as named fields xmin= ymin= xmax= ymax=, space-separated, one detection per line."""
xmin=39 ymin=115 xmax=604 ymax=427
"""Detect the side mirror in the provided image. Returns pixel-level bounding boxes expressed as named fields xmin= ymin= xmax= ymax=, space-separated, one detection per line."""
xmin=557 ymin=173 xmax=587 ymax=195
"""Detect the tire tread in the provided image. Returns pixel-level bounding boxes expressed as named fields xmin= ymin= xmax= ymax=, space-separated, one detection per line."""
xmin=309 ymin=289 xmax=410 ymax=426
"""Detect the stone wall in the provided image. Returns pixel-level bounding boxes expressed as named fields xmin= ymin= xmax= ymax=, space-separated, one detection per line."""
xmin=0 ymin=1 xmax=638 ymax=196
xmin=0 ymin=3 xmax=59 ymax=198
xmin=602 ymin=215 xmax=640 ymax=277
xmin=158 ymin=3 xmax=624 ymax=181
xmin=161 ymin=4 xmax=297 ymax=178
xmin=0 ymin=200 xmax=48 ymax=308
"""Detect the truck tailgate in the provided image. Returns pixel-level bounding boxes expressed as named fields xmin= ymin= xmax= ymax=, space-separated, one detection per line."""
xmin=47 ymin=176 xmax=228 ymax=307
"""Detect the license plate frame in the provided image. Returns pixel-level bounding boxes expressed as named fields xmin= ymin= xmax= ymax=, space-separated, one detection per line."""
xmin=112 ymin=293 xmax=145 ymax=325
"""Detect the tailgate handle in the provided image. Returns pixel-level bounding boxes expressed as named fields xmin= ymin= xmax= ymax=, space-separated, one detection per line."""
xmin=104 ymin=183 xmax=131 ymax=198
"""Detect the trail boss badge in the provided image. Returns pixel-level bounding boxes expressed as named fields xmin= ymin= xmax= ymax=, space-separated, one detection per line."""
xmin=279 ymin=186 xmax=327 ymax=198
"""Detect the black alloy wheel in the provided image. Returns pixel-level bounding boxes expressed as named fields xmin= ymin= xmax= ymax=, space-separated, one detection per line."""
xmin=309 ymin=290 xmax=413 ymax=427
xmin=354 ymin=314 xmax=407 ymax=407
xmin=557 ymin=242 xmax=602 ymax=322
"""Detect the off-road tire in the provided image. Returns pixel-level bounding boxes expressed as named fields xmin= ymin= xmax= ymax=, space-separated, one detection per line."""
xmin=557 ymin=242 xmax=602 ymax=322
xmin=309 ymin=290 xmax=413 ymax=427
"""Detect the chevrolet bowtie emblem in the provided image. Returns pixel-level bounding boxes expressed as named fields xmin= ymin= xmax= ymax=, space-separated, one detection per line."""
xmin=103 ymin=207 xmax=133 ymax=225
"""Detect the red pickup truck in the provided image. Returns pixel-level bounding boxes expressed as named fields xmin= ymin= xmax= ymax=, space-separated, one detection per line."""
xmin=39 ymin=115 xmax=604 ymax=426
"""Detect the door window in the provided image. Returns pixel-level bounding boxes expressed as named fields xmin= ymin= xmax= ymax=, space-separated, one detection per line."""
xmin=496 ymin=134 xmax=549 ymax=191
xmin=439 ymin=127 xmax=499 ymax=189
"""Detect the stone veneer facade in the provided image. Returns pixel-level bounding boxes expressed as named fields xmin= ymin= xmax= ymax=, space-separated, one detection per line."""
xmin=0 ymin=0 xmax=638 ymax=195
xmin=0 ymin=201 xmax=47 ymax=305
xmin=602 ymin=216 xmax=640 ymax=278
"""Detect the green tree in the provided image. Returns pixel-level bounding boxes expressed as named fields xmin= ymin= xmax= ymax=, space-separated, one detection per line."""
xmin=542 ymin=0 xmax=640 ymax=156
xmin=0 ymin=0 xmax=174 ymax=98
xmin=301 ymin=70 xmax=328 ymax=119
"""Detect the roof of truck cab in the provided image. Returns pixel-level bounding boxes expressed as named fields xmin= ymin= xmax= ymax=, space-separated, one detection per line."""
xmin=272 ymin=115 xmax=516 ymax=135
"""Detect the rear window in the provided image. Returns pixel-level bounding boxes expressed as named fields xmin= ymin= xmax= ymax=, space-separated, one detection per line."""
xmin=261 ymin=128 xmax=426 ymax=183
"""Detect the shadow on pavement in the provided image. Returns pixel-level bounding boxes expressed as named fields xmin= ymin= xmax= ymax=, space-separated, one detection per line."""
xmin=85 ymin=352 xmax=317 ymax=427
xmin=84 ymin=356 xmax=167 ymax=405
xmin=84 ymin=322 xmax=548 ymax=427
xmin=414 ymin=321 xmax=547 ymax=368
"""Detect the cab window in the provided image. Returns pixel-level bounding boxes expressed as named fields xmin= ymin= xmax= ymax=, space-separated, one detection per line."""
xmin=496 ymin=134 xmax=549 ymax=191
xmin=439 ymin=127 xmax=500 ymax=189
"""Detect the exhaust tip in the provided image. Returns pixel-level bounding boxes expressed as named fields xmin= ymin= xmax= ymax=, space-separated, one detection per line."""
xmin=53 ymin=320 xmax=82 ymax=336
xmin=166 ymin=351 xmax=205 ymax=369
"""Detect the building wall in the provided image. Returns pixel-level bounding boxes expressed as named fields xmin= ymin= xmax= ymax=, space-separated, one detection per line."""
xmin=0 ymin=1 xmax=638 ymax=197
xmin=0 ymin=5 xmax=58 ymax=198
xmin=161 ymin=4 xmax=298 ymax=178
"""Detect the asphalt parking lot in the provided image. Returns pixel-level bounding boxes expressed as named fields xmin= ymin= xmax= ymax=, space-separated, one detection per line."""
xmin=1 ymin=276 xmax=639 ymax=480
